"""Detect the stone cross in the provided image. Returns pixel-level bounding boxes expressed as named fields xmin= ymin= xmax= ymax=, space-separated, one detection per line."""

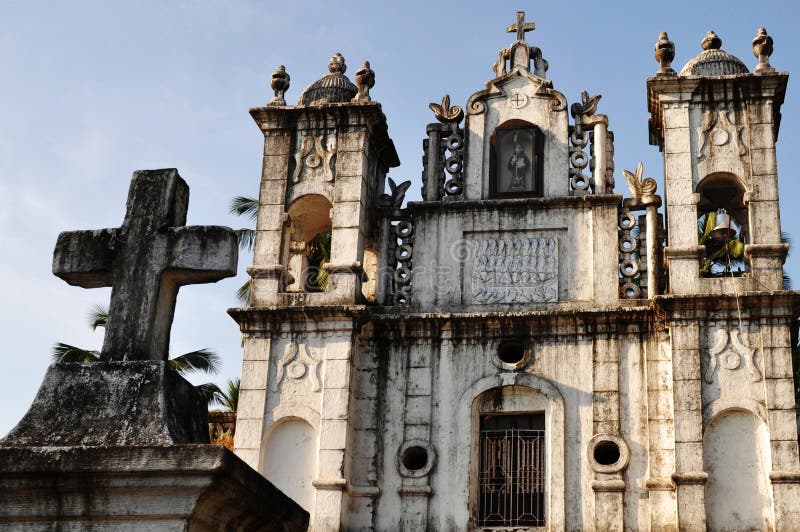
xmin=507 ymin=11 xmax=534 ymax=42
xmin=53 ymin=169 xmax=238 ymax=362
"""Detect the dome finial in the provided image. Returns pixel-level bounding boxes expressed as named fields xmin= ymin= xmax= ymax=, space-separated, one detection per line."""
xmin=328 ymin=52 xmax=346 ymax=74
xmin=752 ymin=27 xmax=775 ymax=74
xmin=702 ymin=31 xmax=722 ymax=51
xmin=654 ymin=32 xmax=676 ymax=76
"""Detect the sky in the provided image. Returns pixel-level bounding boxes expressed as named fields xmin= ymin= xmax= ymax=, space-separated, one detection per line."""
xmin=1 ymin=0 xmax=799 ymax=436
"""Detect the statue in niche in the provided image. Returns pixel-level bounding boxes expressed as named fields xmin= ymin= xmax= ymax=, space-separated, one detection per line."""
xmin=507 ymin=134 xmax=530 ymax=192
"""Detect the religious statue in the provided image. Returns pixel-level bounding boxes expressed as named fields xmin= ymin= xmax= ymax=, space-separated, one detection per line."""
xmin=507 ymin=135 xmax=530 ymax=192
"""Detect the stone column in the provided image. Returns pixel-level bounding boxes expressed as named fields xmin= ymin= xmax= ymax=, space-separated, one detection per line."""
xmin=644 ymin=339 xmax=679 ymax=529
xmin=669 ymin=321 xmax=707 ymax=530
xmin=762 ymin=316 xmax=800 ymax=526
xmin=233 ymin=334 xmax=273 ymax=470
xmin=251 ymin=131 xmax=293 ymax=306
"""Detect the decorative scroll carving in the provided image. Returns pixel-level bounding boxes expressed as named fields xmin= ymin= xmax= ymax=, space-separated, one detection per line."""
xmin=273 ymin=341 xmax=322 ymax=392
xmin=570 ymin=90 xmax=601 ymax=119
xmin=697 ymin=109 xmax=747 ymax=160
xmin=469 ymin=237 xmax=558 ymax=304
xmin=704 ymin=328 xmax=762 ymax=383
xmin=569 ymin=126 xmax=590 ymax=192
xmin=429 ymin=94 xmax=464 ymax=124
xmin=618 ymin=209 xmax=642 ymax=298
xmin=622 ymin=162 xmax=659 ymax=209
xmin=391 ymin=220 xmax=414 ymax=305
xmin=379 ymin=177 xmax=411 ymax=211
xmin=293 ymin=134 xmax=337 ymax=183
xmin=443 ymin=128 xmax=465 ymax=196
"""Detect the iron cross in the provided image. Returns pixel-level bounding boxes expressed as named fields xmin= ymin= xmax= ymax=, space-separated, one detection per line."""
xmin=52 ymin=169 xmax=238 ymax=362
xmin=507 ymin=11 xmax=535 ymax=42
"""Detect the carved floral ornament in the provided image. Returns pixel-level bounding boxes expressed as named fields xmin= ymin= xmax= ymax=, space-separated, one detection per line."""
xmin=292 ymin=134 xmax=337 ymax=183
xmin=273 ymin=341 xmax=322 ymax=392
xmin=704 ymin=327 xmax=762 ymax=384
xmin=697 ymin=108 xmax=747 ymax=160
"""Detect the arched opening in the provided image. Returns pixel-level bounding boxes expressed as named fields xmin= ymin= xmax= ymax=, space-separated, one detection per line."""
xmin=472 ymin=386 xmax=548 ymax=528
xmin=696 ymin=173 xmax=748 ymax=276
xmin=286 ymin=194 xmax=332 ymax=292
xmin=262 ymin=418 xmax=318 ymax=512
xmin=490 ymin=119 xmax=544 ymax=198
xmin=703 ymin=410 xmax=773 ymax=530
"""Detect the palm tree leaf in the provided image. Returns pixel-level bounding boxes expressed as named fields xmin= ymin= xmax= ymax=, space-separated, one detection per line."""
xmin=236 ymin=278 xmax=251 ymax=305
xmin=195 ymin=382 xmax=223 ymax=407
xmin=88 ymin=304 xmax=108 ymax=331
xmin=782 ymin=231 xmax=792 ymax=258
xmin=214 ymin=378 xmax=240 ymax=412
xmin=236 ymin=228 xmax=256 ymax=252
xmin=169 ymin=349 xmax=221 ymax=375
xmin=229 ymin=196 xmax=259 ymax=221
xmin=51 ymin=342 xmax=100 ymax=363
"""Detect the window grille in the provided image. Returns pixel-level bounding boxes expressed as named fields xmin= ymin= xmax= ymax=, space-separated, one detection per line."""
xmin=479 ymin=413 xmax=545 ymax=527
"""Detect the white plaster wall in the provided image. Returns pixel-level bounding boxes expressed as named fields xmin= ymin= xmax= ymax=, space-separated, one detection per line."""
xmin=703 ymin=410 xmax=774 ymax=531
xmin=262 ymin=419 xmax=319 ymax=512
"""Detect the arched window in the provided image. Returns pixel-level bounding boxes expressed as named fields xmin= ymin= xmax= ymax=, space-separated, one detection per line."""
xmin=286 ymin=194 xmax=332 ymax=292
xmin=490 ymin=120 xmax=544 ymax=197
xmin=696 ymin=173 xmax=748 ymax=276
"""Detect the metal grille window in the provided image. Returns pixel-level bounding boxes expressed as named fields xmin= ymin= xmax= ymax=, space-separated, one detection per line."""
xmin=479 ymin=413 xmax=546 ymax=527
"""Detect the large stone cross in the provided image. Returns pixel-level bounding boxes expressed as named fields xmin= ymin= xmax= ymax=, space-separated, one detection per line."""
xmin=53 ymin=169 xmax=238 ymax=362
xmin=507 ymin=11 xmax=534 ymax=42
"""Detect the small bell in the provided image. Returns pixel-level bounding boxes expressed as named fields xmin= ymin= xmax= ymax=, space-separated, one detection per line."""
xmin=710 ymin=208 xmax=738 ymax=240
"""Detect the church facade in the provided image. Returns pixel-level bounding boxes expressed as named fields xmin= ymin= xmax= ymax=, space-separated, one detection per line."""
xmin=231 ymin=14 xmax=800 ymax=531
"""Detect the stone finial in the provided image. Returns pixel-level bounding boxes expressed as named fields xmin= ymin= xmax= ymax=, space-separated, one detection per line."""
xmin=353 ymin=61 xmax=375 ymax=102
xmin=428 ymin=94 xmax=464 ymax=124
xmin=328 ymin=52 xmax=346 ymax=74
xmin=52 ymin=169 xmax=238 ymax=362
xmin=269 ymin=65 xmax=291 ymax=106
xmin=654 ymin=32 xmax=676 ymax=76
xmin=622 ymin=162 xmax=660 ymax=209
xmin=702 ymin=30 xmax=723 ymax=50
xmin=752 ymin=27 xmax=775 ymax=74
xmin=570 ymin=90 xmax=601 ymax=120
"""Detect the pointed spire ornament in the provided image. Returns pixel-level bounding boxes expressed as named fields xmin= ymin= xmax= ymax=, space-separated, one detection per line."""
xmin=353 ymin=61 xmax=375 ymax=102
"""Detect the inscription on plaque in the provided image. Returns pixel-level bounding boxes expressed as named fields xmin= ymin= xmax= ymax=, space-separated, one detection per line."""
xmin=469 ymin=236 xmax=558 ymax=303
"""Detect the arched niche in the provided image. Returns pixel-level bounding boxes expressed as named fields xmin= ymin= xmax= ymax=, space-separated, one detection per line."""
xmin=285 ymin=194 xmax=332 ymax=292
xmin=696 ymin=172 xmax=749 ymax=276
xmin=261 ymin=418 xmax=319 ymax=513
xmin=455 ymin=375 xmax=565 ymax=530
xmin=489 ymin=119 xmax=545 ymax=198
xmin=703 ymin=409 xmax=774 ymax=531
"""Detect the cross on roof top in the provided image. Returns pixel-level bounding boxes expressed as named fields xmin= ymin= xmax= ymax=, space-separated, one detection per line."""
xmin=52 ymin=169 xmax=238 ymax=362
xmin=507 ymin=11 xmax=535 ymax=42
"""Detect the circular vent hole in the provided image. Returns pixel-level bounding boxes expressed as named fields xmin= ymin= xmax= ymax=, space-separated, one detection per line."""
xmin=498 ymin=341 xmax=525 ymax=365
xmin=401 ymin=446 xmax=429 ymax=471
xmin=594 ymin=440 xmax=621 ymax=466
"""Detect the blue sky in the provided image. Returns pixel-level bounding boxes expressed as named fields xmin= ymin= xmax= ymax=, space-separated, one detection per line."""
xmin=1 ymin=1 xmax=799 ymax=435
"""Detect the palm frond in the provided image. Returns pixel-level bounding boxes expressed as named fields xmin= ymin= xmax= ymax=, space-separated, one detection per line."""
xmin=784 ymin=273 xmax=793 ymax=291
xmin=229 ymin=196 xmax=259 ymax=221
xmin=782 ymin=231 xmax=792 ymax=258
xmin=169 ymin=349 xmax=221 ymax=375
xmin=236 ymin=228 xmax=256 ymax=252
xmin=195 ymin=382 xmax=223 ymax=407
xmin=236 ymin=278 xmax=251 ymax=305
xmin=212 ymin=378 xmax=240 ymax=413
xmin=51 ymin=342 xmax=100 ymax=363
xmin=88 ymin=304 xmax=108 ymax=331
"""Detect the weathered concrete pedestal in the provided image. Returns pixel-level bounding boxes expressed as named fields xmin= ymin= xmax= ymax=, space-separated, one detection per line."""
xmin=0 ymin=362 xmax=309 ymax=530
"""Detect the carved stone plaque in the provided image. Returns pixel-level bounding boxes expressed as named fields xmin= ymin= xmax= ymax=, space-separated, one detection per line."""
xmin=468 ymin=236 xmax=558 ymax=303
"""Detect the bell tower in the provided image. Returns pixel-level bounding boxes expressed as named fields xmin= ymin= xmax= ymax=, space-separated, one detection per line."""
xmin=649 ymin=30 xmax=789 ymax=294
xmin=231 ymin=53 xmax=398 ymax=530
